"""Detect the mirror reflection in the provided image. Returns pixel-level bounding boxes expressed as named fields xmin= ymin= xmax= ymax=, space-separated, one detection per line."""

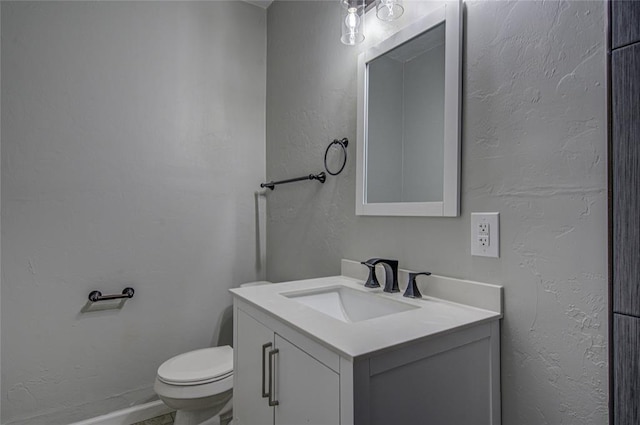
xmin=366 ymin=22 xmax=446 ymax=204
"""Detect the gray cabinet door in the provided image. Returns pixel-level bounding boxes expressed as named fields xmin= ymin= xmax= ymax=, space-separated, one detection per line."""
xmin=611 ymin=4 xmax=640 ymax=425
xmin=611 ymin=0 xmax=640 ymax=49
xmin=614 ymin=314 xmax=640 ymax=425
xmin=235 ymin=309 xmax=275 ymax=425
xmin=274 ymin=335 xmax=340 ymax=425
xmin=612 ymin=43 xmax=640 ymax=317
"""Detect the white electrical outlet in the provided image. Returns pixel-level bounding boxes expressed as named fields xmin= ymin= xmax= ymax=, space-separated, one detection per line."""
xmin=471 ymin=213 xmax=499 ymax=258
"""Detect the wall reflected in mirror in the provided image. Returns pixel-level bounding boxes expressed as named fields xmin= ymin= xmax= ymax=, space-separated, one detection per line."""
xmin=366 ymin=22 xmax=445 ymax=204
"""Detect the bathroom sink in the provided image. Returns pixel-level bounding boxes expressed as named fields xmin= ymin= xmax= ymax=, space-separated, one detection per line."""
xmin=282 ymin=285 xmax=418 ymax=323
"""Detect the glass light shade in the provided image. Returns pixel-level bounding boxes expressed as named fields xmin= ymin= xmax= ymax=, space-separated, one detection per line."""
xmin=341 ymin=0 xmax=365 ymax=45
xmin=376 ymin=0 xmax=404 ymax=21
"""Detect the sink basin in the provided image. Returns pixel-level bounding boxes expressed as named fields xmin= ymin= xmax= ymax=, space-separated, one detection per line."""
xmin=282 ymin=285 xmax=418 ymax=323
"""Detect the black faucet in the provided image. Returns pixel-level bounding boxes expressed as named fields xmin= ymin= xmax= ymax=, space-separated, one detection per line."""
xmin=403 ymin=272 xmax=431 ymax=298
xmin=361 ymin=261 xmax=381 ymax=288
xmin=361 ymin=258 xmax=399 ymax=293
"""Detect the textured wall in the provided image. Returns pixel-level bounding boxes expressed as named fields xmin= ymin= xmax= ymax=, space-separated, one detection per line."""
xmin=1 ymin=2 xmax=265 ymax=424
xmin=266 ymin=1 xmax=608 ymax=424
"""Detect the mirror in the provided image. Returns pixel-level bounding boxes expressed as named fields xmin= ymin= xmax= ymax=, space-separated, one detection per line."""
xmin=356 ymin=1 xmax=462 ymax=216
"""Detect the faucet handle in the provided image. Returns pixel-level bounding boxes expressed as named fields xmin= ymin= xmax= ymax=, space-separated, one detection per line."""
xmin=362 ymin=258 xmax=399 ymax=292
xmin=403 ymin=272 xmax=431 ymax=299
xmin=361 ymin=261 xmax=381 ymax=288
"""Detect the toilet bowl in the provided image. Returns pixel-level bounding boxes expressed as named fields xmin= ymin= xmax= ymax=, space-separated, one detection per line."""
xmin=154 ymin=281 xmax=272 ymax=425
xmin=154 ymin=346 xmax=233 ymax=425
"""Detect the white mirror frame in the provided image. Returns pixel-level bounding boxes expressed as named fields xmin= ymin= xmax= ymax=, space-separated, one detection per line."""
xmin=356 ymin=0 xmax=462 ymax=217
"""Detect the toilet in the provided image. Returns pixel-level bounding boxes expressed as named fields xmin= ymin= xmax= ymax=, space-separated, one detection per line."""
xmin=154 ymin=281 xmax=272 ymax=425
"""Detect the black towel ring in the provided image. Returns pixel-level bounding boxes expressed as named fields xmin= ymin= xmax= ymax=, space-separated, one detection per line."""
xmin=324 ymin=138 xmax=349 ymax=176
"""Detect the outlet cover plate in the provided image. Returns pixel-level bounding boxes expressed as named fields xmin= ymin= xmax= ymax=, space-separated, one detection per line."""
xmin=471 ymin=212 xmax=499 ymax=258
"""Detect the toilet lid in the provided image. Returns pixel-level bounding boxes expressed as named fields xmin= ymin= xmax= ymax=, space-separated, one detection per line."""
xmin=157 ymin=346 xmax=233 ymax=385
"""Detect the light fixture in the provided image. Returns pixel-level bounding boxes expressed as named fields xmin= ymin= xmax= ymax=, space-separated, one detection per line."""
xmin=340 ymin=0 xmax=365 ymax=45
xmin=376 ymin=0 xmax=404 ymax=21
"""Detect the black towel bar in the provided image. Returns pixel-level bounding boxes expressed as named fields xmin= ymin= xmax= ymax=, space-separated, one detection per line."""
xmin=88 ymin=287 xmax=135 ymax=303
xmin=260 ymin=172 xmax=326 ymax=190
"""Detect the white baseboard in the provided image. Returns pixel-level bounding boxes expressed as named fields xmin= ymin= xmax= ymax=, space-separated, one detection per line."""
xmin=67 ymin=400 xmax=173 ymax=425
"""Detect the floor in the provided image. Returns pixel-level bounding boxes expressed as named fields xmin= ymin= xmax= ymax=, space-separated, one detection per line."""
xmin=131 ymin=409 xmax=235 ymax=425
xmin=131 ymin=412 xmax=175 ymax=425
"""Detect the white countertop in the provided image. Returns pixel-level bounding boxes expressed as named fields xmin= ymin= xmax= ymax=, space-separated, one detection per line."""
xmin=230 ymin=271 xmax=502 ymax=359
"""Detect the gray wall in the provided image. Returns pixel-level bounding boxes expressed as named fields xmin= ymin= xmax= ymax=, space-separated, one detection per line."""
xmin=367 ymin=44 xmax=445 ymax=203
xmin=403 ymin=45 xmax=444 ymax=202
xmin=366 ymin=55 xmax=403 ymax=203
xmin=266 ymin=1 xmax=607 ymax=424
xmin=1 ymin=2 xmax=266 ymax=424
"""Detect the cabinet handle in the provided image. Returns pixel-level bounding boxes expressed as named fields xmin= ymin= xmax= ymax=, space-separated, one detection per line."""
xmin=261 ymin=342 xmax=273 ymax=398
xmin=268 ymin=348 xmax=280 ymax=407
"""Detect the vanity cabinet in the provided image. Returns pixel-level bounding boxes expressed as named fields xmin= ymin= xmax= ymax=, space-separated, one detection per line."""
xmin=233 ymin=294 xmax=501 ymax=425
xmin=234 ymin=308 xmax=340 ymax=425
